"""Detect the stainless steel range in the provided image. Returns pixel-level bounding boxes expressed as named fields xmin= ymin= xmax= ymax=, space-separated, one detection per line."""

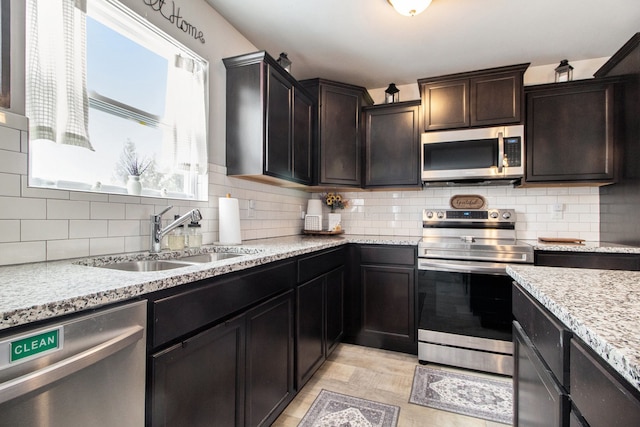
xmin=417 ymin=208 xmax=533 ymax=375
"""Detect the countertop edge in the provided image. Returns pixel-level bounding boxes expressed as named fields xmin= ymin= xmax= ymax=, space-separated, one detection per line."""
xmin=507 ymin=264 xmax=640 ymax=394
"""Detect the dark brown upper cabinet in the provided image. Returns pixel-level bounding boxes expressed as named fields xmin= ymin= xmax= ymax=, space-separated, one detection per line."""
xmin=524 ymin=77 xmax=625 ymax=185
xmin=362 ymin=100 xmax=421 ymax=188
xmin=223 ymin=51 xmax=313 ymax=186
xmin=418 ymin=63 xmax=529 ymax=131
xmin=301 ymin=78 xmax=373 ymax=187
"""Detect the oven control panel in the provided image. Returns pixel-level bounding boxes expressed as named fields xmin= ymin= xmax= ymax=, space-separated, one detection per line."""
xmin=423 ymin=209 xmax=516 ymax=223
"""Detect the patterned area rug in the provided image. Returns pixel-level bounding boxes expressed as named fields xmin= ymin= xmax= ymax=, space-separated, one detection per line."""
xmin=409 ymin=366 xmax=513 ymax=425
xmin=298 ymin=389 xmax=400 ymax=427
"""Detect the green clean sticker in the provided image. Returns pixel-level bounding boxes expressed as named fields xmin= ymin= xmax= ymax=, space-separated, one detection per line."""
xmin=10 ymin=329 xmax=60 ymax=362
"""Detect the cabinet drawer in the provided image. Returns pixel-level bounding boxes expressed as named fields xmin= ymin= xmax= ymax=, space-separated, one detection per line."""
xmin=570 ymin=338 xmax=640 ymax=427
xmin=513 ymin=321 xmax=569 ymax=427
xmin=535 ymin=251 xmax=640 ymax=271
xmin=298 ymin=247 xmax=346 ymax=283
xmin=512 ymin=283 xmax=570 ymax=387
xmin=360 ymin=245 xmax=415 ymax=266
xmin=152 ymin=261 xmax=295 ymax=348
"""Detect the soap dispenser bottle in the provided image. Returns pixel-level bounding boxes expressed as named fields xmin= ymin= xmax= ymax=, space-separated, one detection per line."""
xmin=168 ymin=214 xmax=185 ymax=250
xmin=187 ymin=221 xmax=202 ymax=248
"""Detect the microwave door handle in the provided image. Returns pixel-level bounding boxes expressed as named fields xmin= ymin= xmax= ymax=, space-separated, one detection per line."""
xmin=497 ymin=131 xmax=504 ymax=173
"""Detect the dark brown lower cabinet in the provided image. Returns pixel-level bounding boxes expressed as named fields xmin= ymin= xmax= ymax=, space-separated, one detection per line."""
xmin=513 ymin=321 xmax=569 ymax=427
xmin=295 ymin=266 xmax=345 ymax=388
xmin=513 ymin=281 xmax=640 ymax=427
xmin=245 ymin=291 xmax=295 ymax=427
xmin=570 ymin=338 xmax=640 ymax=427
xmin=151 ymin=315 xmax=246 ymax=427
xmin=150 ymin=290 xmax=294 ymax=427
xmin=348 ymin=245 xmax=416 ymax=354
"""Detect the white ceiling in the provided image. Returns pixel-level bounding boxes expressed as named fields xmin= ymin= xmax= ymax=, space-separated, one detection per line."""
xmin=204 ymin=0 xmax=640 ymax=90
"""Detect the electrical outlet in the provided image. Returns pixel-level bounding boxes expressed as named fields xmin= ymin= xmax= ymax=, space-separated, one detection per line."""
xmin=551 ymin=203 xmax=563 ymax=220
xmin=299 ymin=205 xmax=305 ymax=220
xmin=247 ymin=199 xmax=255 ymax=218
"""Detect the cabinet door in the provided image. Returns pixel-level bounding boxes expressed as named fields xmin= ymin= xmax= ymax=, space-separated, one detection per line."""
xmin=421 ymin=78 xmax=469 ymax=131
xmin=471 ymin=71 xmax=522 ymax=126
xmin=292 ymin=87 xmax=313 ymax=183
xmin=296 ymin=276 xmax=325 ymax=387
xmin=265 ymin=67 xmax=292 ymax=179
xmin=570 ymin=338 xmax=640 ymax=427
xmin=245 ymin=290 xmax=295 ymax=427
xmin=319 ymin=85 xmax=362 ymax=185
xmin=364 ymin=102 xmax=421 ymax=188
xmin=513 ymin=321 xmax=569 ymax=427
xmin=151 ymin=316 xmax=246 ymax=427
xmin=525 ymin=81 xmax=616 ymax=183
xmin=360 ymin=264 xmax=415 ymax=353
xmin=325 ymin=267 xmax=345 ymax=356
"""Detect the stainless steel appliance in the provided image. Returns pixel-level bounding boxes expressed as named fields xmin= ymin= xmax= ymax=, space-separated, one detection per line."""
xmin=0 ymin=300 xmax=147 ymax=426
xmin=417 ymin=208 xmax=532 ymax=375
xmin=421 ymin=125 xmax=524 ymax=184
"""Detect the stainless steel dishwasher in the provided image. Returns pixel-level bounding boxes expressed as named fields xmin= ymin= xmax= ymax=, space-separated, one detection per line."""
xmin=0 ymin=299 xmax=147 ymax=426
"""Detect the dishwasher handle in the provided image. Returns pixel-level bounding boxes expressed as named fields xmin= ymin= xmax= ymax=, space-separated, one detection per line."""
xmin=0 ymin=325 xmax=144 ymax=404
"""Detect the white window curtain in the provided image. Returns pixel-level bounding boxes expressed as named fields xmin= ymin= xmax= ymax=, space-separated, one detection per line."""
xmin=161 ymin=55 xmax=207 ymax=174
xmin=26 ymin=0 xmax=93 ymax=150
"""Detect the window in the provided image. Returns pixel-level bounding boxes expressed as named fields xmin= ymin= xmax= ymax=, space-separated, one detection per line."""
xmin=26 ymin=0 xmax=209 ymax=200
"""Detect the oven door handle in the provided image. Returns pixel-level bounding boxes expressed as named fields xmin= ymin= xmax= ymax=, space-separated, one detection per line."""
xmin=418 ymin=259 xmax=509 ymax=275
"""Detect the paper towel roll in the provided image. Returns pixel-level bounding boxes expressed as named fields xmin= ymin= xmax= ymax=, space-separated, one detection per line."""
xmin=219 ymin=196 xmax=242 ymax=244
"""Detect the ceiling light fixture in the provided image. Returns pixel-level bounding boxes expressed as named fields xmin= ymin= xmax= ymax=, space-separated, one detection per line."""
xmin=387 ymin=0 xmax=432 ymax=16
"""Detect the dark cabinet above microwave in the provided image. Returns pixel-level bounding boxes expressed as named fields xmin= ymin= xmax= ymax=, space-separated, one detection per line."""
xmin=418 ymin=63 xmax=529 ymax=132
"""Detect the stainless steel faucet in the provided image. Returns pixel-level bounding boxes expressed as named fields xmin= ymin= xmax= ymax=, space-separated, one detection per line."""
xmin=150 ymin=206 xmax=202 ymax=253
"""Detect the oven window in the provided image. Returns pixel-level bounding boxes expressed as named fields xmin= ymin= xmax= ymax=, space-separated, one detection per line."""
xmin=417 ymin=270 xmax=512 ymax=342
xmin=423 ymin=138 xmax=498 ymax=171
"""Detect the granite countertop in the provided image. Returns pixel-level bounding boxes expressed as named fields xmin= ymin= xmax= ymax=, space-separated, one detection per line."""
xmin=507 ymin=264 xmax=640 ymax=393
xmin=0 ymin=234 xmax=420 ymax=332
xmin=523 ymin=239 xmax=640 ymax=254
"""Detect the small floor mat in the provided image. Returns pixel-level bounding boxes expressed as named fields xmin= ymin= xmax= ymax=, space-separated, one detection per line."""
xmin=298 ymin=389 xmax=400 ymax=427
xmin=409 ymin=365 xmax=513 ymax=425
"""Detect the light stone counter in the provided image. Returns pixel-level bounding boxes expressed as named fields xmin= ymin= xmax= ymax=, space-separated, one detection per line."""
xmin=522 ymin=239 xmax=640 ymax=254
xmin=0 ymin=234 xmax=420 ymax=332
xmin=507 ymin=264 xmax=640 ymax=393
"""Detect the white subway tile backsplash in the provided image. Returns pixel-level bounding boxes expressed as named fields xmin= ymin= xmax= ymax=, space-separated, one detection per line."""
xmin=0 ymin=173 xmax=20 ymax=197
xmin=90 ymin=202 xmax=126 ymax=220
xmin=47 ymin=200 xmax=91 ymax=219
xmin=0 ymin=126 xmax=21 ymax=151
xmin=0 ymin=241 xmax=46 ymax=265
xmin=47 ymin=239 xmax=90 ymax=261
xmin=108 ymin=220 xmax=141 ymax=237
xmin=89 ymin=237 xmax=125 ymax=256
xmin=0 ymin=220 xmax=20 ymax=242
xmin=0 ymin=196 xmax=46 ymax=220
xmin=21 ymin=220 xmax=69 ymax=241
xmin=70 ymin=220 xmax=108 ymax=239
xmin=0 ymin=150 xmax=27 ymax=175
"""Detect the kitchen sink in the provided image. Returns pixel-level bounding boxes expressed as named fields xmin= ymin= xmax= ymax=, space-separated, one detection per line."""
xmin=176 ymin=252 xmax=243 ymax=263
xmin=99 ymin=260 xmax=193 ymax=272
xmin=93 ymin=252 xmax=244 ymax=272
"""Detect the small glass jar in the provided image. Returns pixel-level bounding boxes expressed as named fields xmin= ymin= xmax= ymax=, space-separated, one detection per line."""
xmin=187 ymin=221 xmax=202 ymax=248
xmin=168 ymin=215 xmax=185 ymax=250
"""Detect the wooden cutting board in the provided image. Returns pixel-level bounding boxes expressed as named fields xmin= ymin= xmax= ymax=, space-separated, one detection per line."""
xmin=538 ymin=237 xmax=585 ymax=244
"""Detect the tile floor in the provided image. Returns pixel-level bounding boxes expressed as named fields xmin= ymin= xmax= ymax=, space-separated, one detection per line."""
xmin=272 ymin=343 xmax=511 ymax=427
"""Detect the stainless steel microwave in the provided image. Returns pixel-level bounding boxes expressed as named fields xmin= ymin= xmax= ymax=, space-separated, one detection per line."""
xmin=421 ymin=125 xmax=524 ymax=183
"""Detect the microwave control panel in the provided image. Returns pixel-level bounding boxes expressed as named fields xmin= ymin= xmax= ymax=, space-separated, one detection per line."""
xmin=504 ymin=137 xmax=522 ymax=167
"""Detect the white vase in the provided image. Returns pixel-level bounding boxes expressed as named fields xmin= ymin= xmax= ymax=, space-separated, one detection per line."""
xmin=126 ymin=175 xmax=142 ymax=195
xmin=328 ymin=213 xmax=341 ymax=232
